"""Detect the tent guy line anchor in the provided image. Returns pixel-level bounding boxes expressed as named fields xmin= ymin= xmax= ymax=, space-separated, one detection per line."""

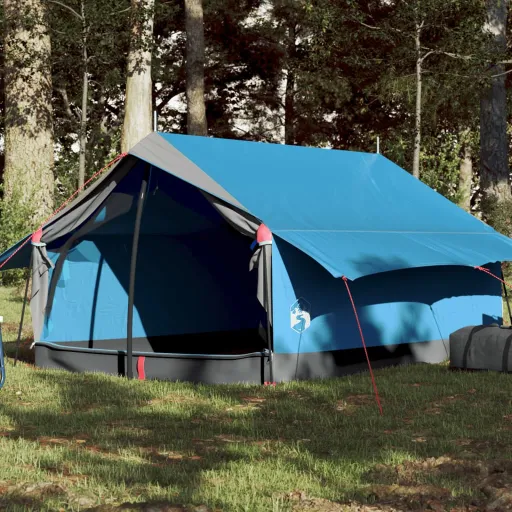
xmin=342 ymin=276 xmax=383 ymax=416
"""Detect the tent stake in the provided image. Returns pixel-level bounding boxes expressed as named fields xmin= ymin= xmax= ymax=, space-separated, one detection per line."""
xmin=127 ymin=166 xmax=149 ymax=379
xmin=14 ymin=259 xmax=31 ymax=367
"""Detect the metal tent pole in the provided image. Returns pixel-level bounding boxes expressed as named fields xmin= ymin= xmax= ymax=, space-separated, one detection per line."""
xmin=127 ymin=166 xmax=149 ymax=379
xmin=14 ymin=257 xmax=32 ymax=366
xmin=263 ymin=245 xmax=274 ymax=383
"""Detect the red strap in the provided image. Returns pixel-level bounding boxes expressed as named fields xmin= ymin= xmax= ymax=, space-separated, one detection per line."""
xmin=342 ymin=276 xmax=383 ymax=416
xmin=137 ymin=356 xmax=146 ymax=380
xmin=475 ymin=265 xmax=512 ymax=290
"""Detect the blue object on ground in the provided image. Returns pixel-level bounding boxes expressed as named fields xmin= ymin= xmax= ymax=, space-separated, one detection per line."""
xmin=0 ymin=316 xmax=5 ymax=389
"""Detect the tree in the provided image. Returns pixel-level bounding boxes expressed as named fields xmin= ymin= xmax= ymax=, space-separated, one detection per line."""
xmin=373 ymin=0 xmax=485 ymax=179
xmin=3 ymin=0 xmax=54 ymax=226
xmin=48 ymin=0 xmax=131 ymax=195
xmin=480 ymin=0 xmax=511 ymax=207
xmin=48 ymin=0 xmax=90 ymax=188
xmin=185 ymin=0 xmax=207 ymax=136
xmin=121 ymin=0 xmax=155 ymax=152
xmin=458 ymin=128 xmax=474 ymax=211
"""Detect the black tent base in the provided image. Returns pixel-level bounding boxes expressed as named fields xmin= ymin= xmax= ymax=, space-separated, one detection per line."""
xmin=34 ymin=337 xmax=448 ymax=384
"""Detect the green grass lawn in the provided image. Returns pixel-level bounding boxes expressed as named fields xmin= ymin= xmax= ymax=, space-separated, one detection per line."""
xmin=1 ymin=287 xmax=512 ymax=511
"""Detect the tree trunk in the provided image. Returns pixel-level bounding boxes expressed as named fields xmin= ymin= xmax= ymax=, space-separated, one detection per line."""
xmin=284 ymin=69 xmax=295 ymax=145
xmin=185 ymin=0 xmax=207 ymax=136
xmin=284 ymin=24 xmax=297 ymax=146
xmin=458 ymin=130 xmax=473 ymax=212
xmin=412 ymin=21 xmax=423 ymax=179
xmin=78 ymin=0 xmax=88 ymax=189
xmin=480 ymin=0 xmax=511 ymax=203
xmin=3 ymin=0 xmax=54 ymax=224
xmin=121 ymin=0 xmax=155 ymax=153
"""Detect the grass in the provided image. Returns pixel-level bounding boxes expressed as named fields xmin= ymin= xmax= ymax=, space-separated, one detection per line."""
xmin=0 ymin=287 xmax=512 ymax=510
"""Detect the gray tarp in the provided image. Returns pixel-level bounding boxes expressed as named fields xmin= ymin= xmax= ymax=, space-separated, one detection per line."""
xmin=30 ymin=243 xmax=54 ymax=341
xmin=130 ymin=132 xmax=246 ymax=210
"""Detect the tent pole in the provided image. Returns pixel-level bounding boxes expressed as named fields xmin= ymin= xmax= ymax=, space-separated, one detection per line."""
xmin=127 ymin=166 xmax=149 ymax=379
xmin=14 ymin=256 xmax=32 ymax=367
xmin=263 ymin=245 xmax=274 ymax=383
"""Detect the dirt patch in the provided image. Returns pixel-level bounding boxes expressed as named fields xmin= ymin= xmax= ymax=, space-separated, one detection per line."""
xmin=452 ymin=438 xmax=502 ymax=455
xmin=427 ymin=394 xmax=470 ymax=412
xmin=214 ymin=434 xmax=248 ymax=443
xmin=479 ymin=468 xmax=512 ymax=510
xmin=364 ymin=457 xmax=512 ymax=510
xmin=4 ymin=339 xmax=35 ymax=364
xmin=336 ymin=394 xmax=379 ymax=414
xmin=284 ymin=490 xmax=402 ymax=511
xmin=145 ymin=394 xmax=207 ymax=407
xmin=37 ymin=436 xmax=72 ymax=446
xmin=84 ymin=504 xmax=215 ymax=512
xmin=140 ymin=447 xmax=202 ymax=465
xmin=0 ymin=481 xmax=67 ymax=507
xmin=42 ymin=463 xmax=89 ymax=483
xmin=0 ymin=426 xmax=16 ymax=437
xmin=285 ymin=391 xmax=307 ymax=400
xmin=285 ymin=487 xmax=483 ymax=511
xmin=367 ymin=456 xmax=488 ymax=486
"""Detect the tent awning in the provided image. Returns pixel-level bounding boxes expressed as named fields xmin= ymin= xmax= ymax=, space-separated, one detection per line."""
xmin=274 ymin=230 xmax=512 ymax=280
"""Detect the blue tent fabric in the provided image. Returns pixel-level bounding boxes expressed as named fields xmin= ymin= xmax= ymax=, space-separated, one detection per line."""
xmin=1 ymin=132 xmax=511 ymax=383
xmin=129 ymin=133 xmax=512 ymax=280
xmin=3 ymin=132 xmax=512 ymax=279
xmin=272 ymin=236 xmax=502 ymax=360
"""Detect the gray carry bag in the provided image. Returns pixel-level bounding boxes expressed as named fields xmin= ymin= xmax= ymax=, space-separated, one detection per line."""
xmin=449 ymin=324 xmax=512 ymax=373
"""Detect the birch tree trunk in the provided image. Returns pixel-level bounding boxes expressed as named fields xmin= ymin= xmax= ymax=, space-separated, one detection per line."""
xmin=458 ymin=130 xmax=473 ymax=212
xmin=480 ymin=0 xmax=511 ymax=203
xmin=185 ymin=0 xmax=207 ymax=136
xmin=412 ymin=21 xmax=423 ymax=179
xmin=284 ymin=25 xmax=297 ymax=146
xmin=3 ymin=0 xmax=54 ymax=224
xmin=284 ymin=68 xmax=295 ymax=145
xmin=78 ymin=0 xmax=88 ymax=188
xmin=121 ymin=0 xmax=155 ymax=153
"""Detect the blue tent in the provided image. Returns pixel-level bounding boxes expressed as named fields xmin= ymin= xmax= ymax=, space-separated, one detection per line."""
xmin=2 ymin=132 xmax=512 ymax=383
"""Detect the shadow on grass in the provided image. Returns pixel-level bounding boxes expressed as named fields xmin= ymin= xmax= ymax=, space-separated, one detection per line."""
xmin=2 ymin=365 xmax=512 ymax=510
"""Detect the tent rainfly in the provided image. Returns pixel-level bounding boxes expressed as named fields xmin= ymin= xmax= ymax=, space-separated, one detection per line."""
xmin=2 ymin=132 xmax=512 ymax=384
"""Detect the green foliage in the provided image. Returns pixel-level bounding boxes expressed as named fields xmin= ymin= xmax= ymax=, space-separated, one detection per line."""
xmin=0 ymin=186 xmax=36 ymax=285
xmin=420 ymin=132 xmax=463 ymax=202
xmin=49 ymin=0 xmax=131 ymax=185
xmin=481 ymin=197 xmax=512 ymax=238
